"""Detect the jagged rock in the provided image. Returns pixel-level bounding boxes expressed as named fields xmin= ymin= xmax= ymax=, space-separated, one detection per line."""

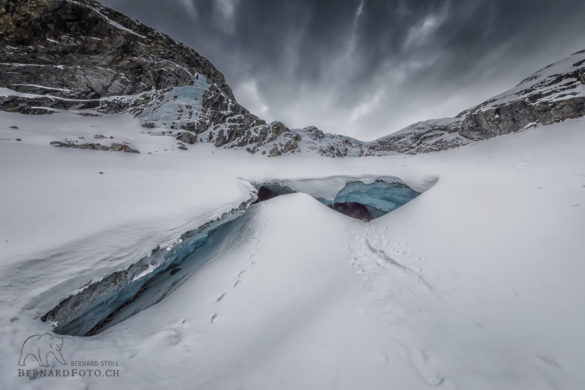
xmin=78 ymin=112 xmax=101 ymax=117
xmin=282 ymin=139 xmax=299 ymax=154
xmin=460 ymin=97 xmax=585 ymax=140
xmin=268 ymin=144 xmax=280 ymax=157
xmin=0 ymin=95 xmax=99 ymax=113
xmin=270 ymin=121 xmax=287 ymax=139
xmin=176 ymin=131 xmax=197 ymax=144
xmin=111 ymin=143 xmax=139 ymax=153
xmin=50 ymin=140 xmax=139 ymax=153
xmin=180 ymin=121 xmax=207 ymax=133
xmin=367 ymin=118 xmax=469 ymax=154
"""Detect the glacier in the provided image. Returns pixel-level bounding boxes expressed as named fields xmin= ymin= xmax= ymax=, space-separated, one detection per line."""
xmin=0 ymin=111 xmax=584 ymax=390
xmin=42 ymin=176 xmax=421 ymax=337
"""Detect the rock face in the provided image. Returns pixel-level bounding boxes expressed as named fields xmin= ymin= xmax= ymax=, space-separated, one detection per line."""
xmin=0 ymin=0 xmax=229 ymax=99
xmin=49 ymin=140 xmax=139 ymax=153
xmin=367 ymin=118 xmax=469 ymax=154
xmin=1 ymin=0 xmax=585 ymax=156
xmin=368 ymin=50 xmax=585 ymax=153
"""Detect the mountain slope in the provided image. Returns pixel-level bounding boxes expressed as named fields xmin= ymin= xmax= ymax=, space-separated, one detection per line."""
xmin=1 ymin=0 xmax=584 ymax=156
xmin=0 ymin=0 xmax=230 ymax=99
xmin=459 ymin=50 xmax=585 ymax=140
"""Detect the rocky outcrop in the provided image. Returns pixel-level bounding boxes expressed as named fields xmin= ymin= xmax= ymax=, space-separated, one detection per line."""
xmin=50 ymin=140 xmax=139 ymax=153
xmin=457 ymin=51 xmax=585 ymax=140
xmin=175 ymin=131 xmax=197 ymax=145
xmin=367 ymin=118 xmax=469 ymax=155
xmin=460 ymin=97 xmax=585 ymax=140
xmin=0 ymin=0 xmax=231 ymax=99
xmin=369 ymin=49 xmax=585 ymax=151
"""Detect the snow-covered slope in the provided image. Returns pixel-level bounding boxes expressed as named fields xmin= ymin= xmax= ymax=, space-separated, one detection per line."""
xmin=458 ymin=49 xmax=585 ymax=140
xmin=368 ymin=117 xmax=469 ymax=154
xmin=475 ymin=49 xmax=585 ymax=111
xmin=1 ymin=110 xmax=584 ymax=389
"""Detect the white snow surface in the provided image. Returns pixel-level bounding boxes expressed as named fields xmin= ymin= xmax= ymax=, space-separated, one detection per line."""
xmin=1 ymin=111 xmax=584 ymax=389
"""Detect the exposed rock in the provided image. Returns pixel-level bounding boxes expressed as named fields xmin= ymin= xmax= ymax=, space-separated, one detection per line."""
xmin=366 ymin=50 xmax=585 ymax=152
xmin=282 ymin=139 xmax=299 ymax=153
xmin=268 ymin=144 xmax=280 ymax=157
xmin=0 ymin=0 xmax=231 ymax=101
xmin=460 ymin=97 xmax=585 ymax=140
xmin=111 ymin=142 xmax=139 ymax=153
xmin=50 ymin=140 xmax=139 ymax=153
xmin=0 ymin=95 xmax=99 ymax=113
xmin=367 ymin=118 xmax=469 ymax=154
xmin=78 ymin=112 xmax=101 ymax=117
xmin=457 ymin=51 xmax=585 ymax=140
xmin=180 ymin=121 xmax=207 ymax=133
xmin=175 ymin=131 xmax=197 ymax=144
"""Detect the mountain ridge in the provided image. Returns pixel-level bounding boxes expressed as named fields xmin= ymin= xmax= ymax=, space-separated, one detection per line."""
xmin=1 ymin=0 xmax=584 ymax=156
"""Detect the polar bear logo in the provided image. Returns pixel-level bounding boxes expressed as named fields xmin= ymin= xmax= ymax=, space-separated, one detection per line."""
xmin=18 ymin=333 xmax=66 ymax=367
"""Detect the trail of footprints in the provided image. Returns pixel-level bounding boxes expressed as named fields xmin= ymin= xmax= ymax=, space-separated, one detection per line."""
xmin=209 ymin=253 xmax=258 ymax=324
xmin=349 ymin=227 xmax=446 ymax=387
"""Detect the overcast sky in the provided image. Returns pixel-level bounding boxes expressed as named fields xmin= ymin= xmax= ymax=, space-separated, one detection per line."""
xmin=101 ymin=0 xmax=585 ymax=140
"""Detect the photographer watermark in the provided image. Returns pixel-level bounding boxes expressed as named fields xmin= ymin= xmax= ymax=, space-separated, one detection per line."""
xmin=18 ymin=333 xmax=121 ymax=379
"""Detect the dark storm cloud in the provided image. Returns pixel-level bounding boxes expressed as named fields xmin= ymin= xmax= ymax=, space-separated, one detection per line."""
xmin=101 ymin=0 xmax=585 ymax=139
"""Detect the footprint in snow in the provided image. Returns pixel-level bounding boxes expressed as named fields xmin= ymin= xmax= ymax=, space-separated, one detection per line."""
xmin=216 ymin=292 xmax=227 ymax=302
xmin=210 ymin=313 xmax=219 ymax=323
xmin=410 ymin=348 xmax=444 ymax=387
xmin=536 ymin=355 xmax=560 ymax=369
xmin=376 ymin=352 xmax=389 ymax=365
xmin=162 ymin=329 xmax=181 ymax=346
